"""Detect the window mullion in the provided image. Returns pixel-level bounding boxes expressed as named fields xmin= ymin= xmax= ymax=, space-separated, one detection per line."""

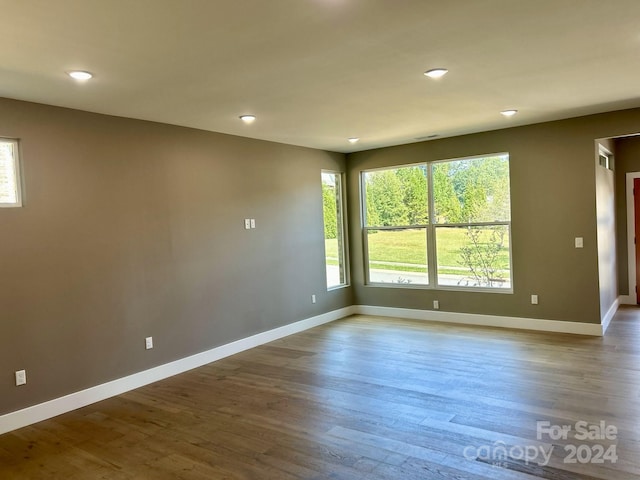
xmin=426 ymin=163 xmax=437 ymax=287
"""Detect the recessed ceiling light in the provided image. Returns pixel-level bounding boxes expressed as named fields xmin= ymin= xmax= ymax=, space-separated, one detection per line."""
xmin=67 ymin=71 xmax=93 ymax=81
xmin=424 ymin=68 xmax=448 ymax=79
xmin=500 ymin=109 xmax=518 ymax=117
xmin=348 ymin=137 xmax=359 ymax=144
xmin=239 ymin=115 xmax=256 ymax=124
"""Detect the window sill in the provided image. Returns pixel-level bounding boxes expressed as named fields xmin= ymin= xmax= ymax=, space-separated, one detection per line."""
xmin=365 ymin=282 xmax=513 ymax=294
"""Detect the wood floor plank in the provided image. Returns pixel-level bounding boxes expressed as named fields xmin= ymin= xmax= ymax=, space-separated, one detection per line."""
xmin=3 ymin=309 xmax=640 ymax=478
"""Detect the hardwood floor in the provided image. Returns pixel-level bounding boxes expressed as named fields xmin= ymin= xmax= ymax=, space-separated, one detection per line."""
xmin=2 ymin=310 xmax=640 ymax=479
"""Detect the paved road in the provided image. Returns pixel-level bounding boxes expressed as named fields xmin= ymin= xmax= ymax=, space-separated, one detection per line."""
xmin=327 ymin=265 xmax=510 ymax=289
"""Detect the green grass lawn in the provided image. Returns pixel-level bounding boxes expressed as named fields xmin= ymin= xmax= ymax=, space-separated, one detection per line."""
xmin=325 ymin=227 xmax=510 ymax=276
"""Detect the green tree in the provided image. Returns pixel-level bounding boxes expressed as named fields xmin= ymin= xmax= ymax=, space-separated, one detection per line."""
xmin=396 ymin=166 xmax=427 ymax=225
xmin=432 ymin=163 xmax=462 ymax=223
xmin=366 ymin=194 xmax=381 ymax=226
xmin=482 ymin=156 xmax=510 ymax=221
xmin=322 ymin=182 xmax=337 ymax=239
xmin=451 ymin=155 xmax=510 ymax=222
xmin=365 ymin=170 xmax=408 ymax=226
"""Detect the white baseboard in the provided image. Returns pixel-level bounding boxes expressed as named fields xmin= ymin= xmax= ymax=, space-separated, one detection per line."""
xmin=601 ymin=298 xmax=620 ymax=334
xmin=0 ymin=306 xmax=355 ymax=436
xmin=618 ymin=294 xmax=636 ymax=306
xmin=352 ymin=305 xmax=604 ymax=336
xmin=0 ymin=302 xmax=609 ymax=436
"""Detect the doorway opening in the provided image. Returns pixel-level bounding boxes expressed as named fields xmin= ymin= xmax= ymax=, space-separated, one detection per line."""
xmin=626 ymin=172 xmax=640 ymax=304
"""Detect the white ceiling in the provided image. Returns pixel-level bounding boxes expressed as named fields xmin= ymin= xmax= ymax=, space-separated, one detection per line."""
xmin=2 ymin=0 xmax=640 ymax=153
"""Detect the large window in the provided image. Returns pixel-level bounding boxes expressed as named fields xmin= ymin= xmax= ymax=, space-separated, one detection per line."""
xmin=322 ymin=171 xmax=348 ymax=289
xmin=0 ymin=138 xmax=22 ymax=208
xmin=364 ymin=165 xmax=429 ymax=285
xmin=362 ymin=153 xmax=511 ymax=291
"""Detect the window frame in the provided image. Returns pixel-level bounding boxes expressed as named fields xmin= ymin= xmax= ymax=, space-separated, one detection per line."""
xmin=0 ymin=138 xmax=23 ymax=208
xmin=598 ymin=145 xmax=614 ymax=171
xmin=321 ymin=170 xmax=350 ymax=290
xmin=361 ymin=153 xmax=513 ymax=293
xmin=361 ymin=163 xmax=430 ymax=286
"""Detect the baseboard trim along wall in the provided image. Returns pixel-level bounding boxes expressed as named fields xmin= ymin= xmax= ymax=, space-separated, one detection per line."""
xmin=0 ymin=306 xmax=355 ymax=436
xmin=618 ymin=294 xmax=636 ymax=306
xmin=602 ymin=298 xmax=620 ymax=334
xmin=352 ymin=305 xmax=605 ymax=336
xmin=0 ymin=303 xmax=609 ymax=435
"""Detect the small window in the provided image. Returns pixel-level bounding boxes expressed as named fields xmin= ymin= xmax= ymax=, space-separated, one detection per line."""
xmin=322 ymin=171 xmax=349 ymax=289
xmin=0 ymin=138 xmax=22 ymax=207
xmin=598 ymin=146 xmax=613 ymax=171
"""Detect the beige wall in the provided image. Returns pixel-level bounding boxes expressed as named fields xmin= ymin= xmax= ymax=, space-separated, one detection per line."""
xmin=3 ymin=95 xmax=640 ymax=418
xmin=0 ymin=97 xmax=351 ymax=415
xmin=347 ymin=108 xmax=640 ymax=325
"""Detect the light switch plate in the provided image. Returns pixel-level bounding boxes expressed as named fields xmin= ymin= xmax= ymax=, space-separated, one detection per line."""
xmin=15 ymin=370 xmax=26 ymax=386
xmin=575 ymin=237 xmax=584 ymax=248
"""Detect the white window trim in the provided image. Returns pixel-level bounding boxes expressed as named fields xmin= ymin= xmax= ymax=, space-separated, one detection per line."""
xmin=361 ymin=153 xmax=513 ymax=293
xmin=0 ymin=138 xmax=23 ymax=208
xmin=322 ymin=170 xmax=350 ymax=290
xmin=598 ymin=145 xmax=614 ymax=171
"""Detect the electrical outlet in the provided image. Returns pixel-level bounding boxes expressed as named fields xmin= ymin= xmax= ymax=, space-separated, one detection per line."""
xmin=145 ymin=337 xmax=153 ymax=350
xmin=311 ymin=294 xmax=316 ymax=304
xmin=15 ymin=370 xmax=26 ymax=386
xmin=433 ymin=300 xmax=440 ymax=310
xmin=531 ymin=294 xmax=539 ymax=305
